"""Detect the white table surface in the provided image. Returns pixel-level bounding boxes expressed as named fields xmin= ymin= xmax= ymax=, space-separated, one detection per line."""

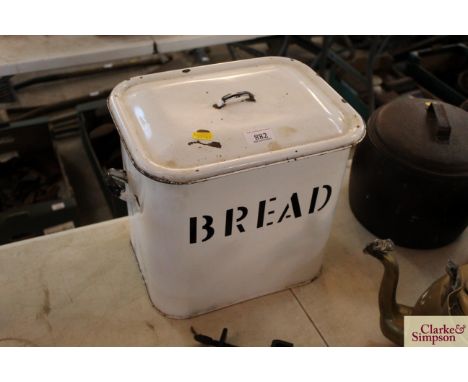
xmin=0 ymin=168 xmax=466 ymax=346
xmin=153 ymin=35 xmax=263 ymax=53
xmin=0 ymin=35 xmax=263 ymax=77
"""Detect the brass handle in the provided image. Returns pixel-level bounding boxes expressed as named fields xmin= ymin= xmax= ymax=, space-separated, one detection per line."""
xmin=213 ymin=91 xmax=256 ymax=109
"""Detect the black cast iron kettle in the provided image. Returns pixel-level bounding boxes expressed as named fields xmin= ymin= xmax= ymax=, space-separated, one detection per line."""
xmin=350 ymin=98 xmax=468 ymax=249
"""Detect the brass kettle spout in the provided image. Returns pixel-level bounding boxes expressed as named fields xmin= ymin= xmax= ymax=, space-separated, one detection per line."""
xmin=364 ymin=239 xmax=412 ymax=346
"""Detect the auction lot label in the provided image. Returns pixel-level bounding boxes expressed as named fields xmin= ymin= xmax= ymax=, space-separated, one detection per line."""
xmin=405 ymin=316 xmax=468 ymax=347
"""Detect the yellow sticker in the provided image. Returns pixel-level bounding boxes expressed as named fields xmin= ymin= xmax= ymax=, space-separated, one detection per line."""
xmin=192 ymin=130 xmax=213 ymax=141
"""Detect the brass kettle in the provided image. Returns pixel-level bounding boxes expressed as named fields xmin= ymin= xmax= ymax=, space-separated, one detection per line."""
xmin=364 ymin=239 xmax=468 ymax=346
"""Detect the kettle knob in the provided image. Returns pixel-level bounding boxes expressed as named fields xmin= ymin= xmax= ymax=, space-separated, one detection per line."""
xmin=426 ymin=102 xmax=451 ymax=142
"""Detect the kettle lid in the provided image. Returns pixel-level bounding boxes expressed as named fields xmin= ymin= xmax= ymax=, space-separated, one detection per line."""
xmin=369 ymin=97 xmax=468 ymax=176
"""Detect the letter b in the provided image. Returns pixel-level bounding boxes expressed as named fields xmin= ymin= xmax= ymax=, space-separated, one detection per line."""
xmin=190 ymin=216 xmax=215 ymax=243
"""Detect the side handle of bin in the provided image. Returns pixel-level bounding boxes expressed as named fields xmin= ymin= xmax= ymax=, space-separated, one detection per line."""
xmin=105 ymin=168 xmax=141 ymax=210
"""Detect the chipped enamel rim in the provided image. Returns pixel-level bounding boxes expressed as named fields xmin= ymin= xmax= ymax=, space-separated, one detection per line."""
xmin=108 ymin=57 xmax=366 ymax=184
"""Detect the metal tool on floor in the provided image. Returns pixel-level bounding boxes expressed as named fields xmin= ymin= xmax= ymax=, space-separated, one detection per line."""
xmin=190 ymin=327 xmax=294 ymax=347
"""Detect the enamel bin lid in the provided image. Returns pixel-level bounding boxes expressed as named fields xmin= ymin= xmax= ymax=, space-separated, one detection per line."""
xmin=108 ymin=57 xmax=365 ymax=184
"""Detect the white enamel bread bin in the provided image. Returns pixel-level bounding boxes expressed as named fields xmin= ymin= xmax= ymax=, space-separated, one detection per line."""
xmin=108 ymin=57 xmax=365 ymax=318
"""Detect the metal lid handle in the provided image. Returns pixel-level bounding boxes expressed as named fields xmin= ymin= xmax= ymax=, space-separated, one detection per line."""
xmin=213 ymin=91 xmax=256 ymax=109
xmin=426 ymin=101 xmax=451 ymax=142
